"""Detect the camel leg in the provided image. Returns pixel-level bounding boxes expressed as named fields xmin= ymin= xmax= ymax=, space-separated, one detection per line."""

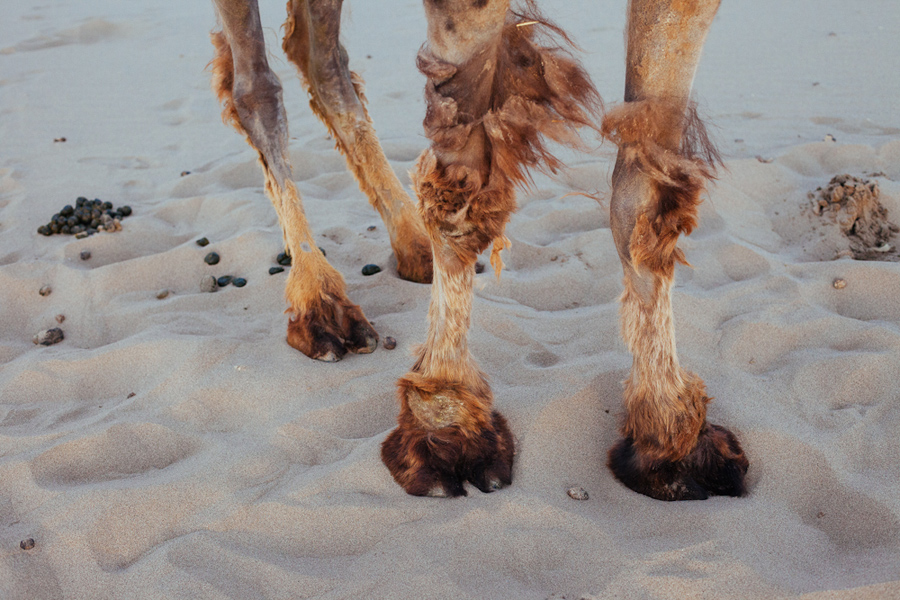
xmin=282 ymin=0 xmax=433 ymax=284
xmin=210 ymin=0 xmax=377 ymax=362
xmin=604 ymin=0 xmax=748 ymax=500
xmin=382 ymin=0 xmax=600 ymax=496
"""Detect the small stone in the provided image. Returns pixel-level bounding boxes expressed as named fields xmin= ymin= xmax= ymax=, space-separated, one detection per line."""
xmin=567 ymin=487 xmax=589 ymax=501
xmin=824 ymin=134 xmax=836 ymax=142
xmin=383 ymin=336 xmax=397 ymax=350
xmin=475 ymin=261 xmax=485 ymax=274
xmin=276 ymin=251 xmax=292 ymax=266
xmin=756 ymin=155 xmax=774 ymax=164
xmin=74 ymin=231 xmax=89 ymax=239
xmin=80 ymin=250 xmax=91 ymax=261
xmin=54 ymin=136 xmax=66 ymax=142
xmin=200 ymin=275 xmax=217 ymax=293
xmin=318 ymin=247 xmax=326 ymax=257
xmin=204 ymin=252 xmax=220 ymax=265
xmin=156 ymin=289 xmax=170 ymax=300
xmin=217 ymin=275 xmax=233 ymax=287
xmin=33 ymin=328 xmax=64 ymax=346
xmin=127 ymin=392 xmax=136 ymax=398
xmin=39 ymin=285 xmax=52 ymax=297
xmin=196 ymin=237 xmax=209 ymax=247
xmin=269 ymin=266 xmax=285 ymax=275
xmin=55 ymin=314 xmax=65 ymax=323
xmin=367 ymin=225 xmax=377 ymax=232
xmin=361 ymin=264 xmax=381 ymax=276
xmin=833 ymin=278 xmax=847 ymax=289
xmin=20 ymin=539 xmax=35 ymax=550
xmin=119 ymin=206 xmax=132 ymax=217
xmin=232 ymin=277 xmax=247 ymax=288
xmin=180 ymin=171 xmax=191 ymax=177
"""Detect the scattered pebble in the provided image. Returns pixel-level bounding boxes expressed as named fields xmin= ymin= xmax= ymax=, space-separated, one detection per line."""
xmin=382 ymin=336 xmax=397 ymax=350
xmin=217 ymin=275 xmax=233 ymax=287
xmin=755 ymin=155 xmax=774 ymax=164
xmin=367 ymin=225 xmax=377 ymax=232
xmin=54 ymin=137 xmax=66 ymax=143
xmin=833 ymin=278 xmax=846 ymax=289
xmin=567 ymin=487 xmax=589 ymax=501
xmin=127 ymin=392 xmax=136 ymax=398
xmin=39 ymin=285 xmax=52 ymax=297
xmin=79 ymin=250 xmax=91 ymax=261
xmin=200 ymin=275 xmax=217 ymax=293
xmin=33 ymin=328 xmax=64 ymax=346
xmin=232 ymin=277 xmax=247 ymax=288
xmin=824 ymin=133 xmax=837 ymax=142
xmin=20 ymin=539 xmax=35 ymax=551
xmin=55 ymin=314 xmax=65 ymax=323
xmin=318 ymin=247 xmax=326 ymax=257
xmin=361 ymin=264 xmax=381 ymax=276
xmin=204 ymin=252 xmax=220 ymax=265
xmin=156 ymin=289 xmax=170 ymax=300
xmin=269 ymin=266 xmax=285 ymax=275
xmin=196 ymin=237 xmax=210 ymax=247
xmin=180 ymin=171 xmax=191 ymax=177
xmin=276 ymin=252 xmax=292 ymax=266
xmin=475 ymin=261 xmax=485 ymax=274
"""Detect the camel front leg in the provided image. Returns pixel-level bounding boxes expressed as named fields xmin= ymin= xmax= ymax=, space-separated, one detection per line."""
xmin=382 ymin=0 xmax=600 ymax=496
xmin=604 ymin=0 xmax=748 ymax=500
xmin=210 ymin=0 xmax=377 ymax=361
xmin=282 ymin=0 xmax=433 ymax=283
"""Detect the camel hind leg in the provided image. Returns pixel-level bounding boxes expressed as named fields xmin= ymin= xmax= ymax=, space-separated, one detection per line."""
xmin=604 ymin=0 xmax=748 ymax=500
xmin=210 ymin=0 xmax=377 ymax=361
xmin=282 ymin=0 xmax=433 ymax=284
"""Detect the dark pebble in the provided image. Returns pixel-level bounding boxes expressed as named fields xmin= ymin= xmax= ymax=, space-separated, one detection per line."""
xmin=119 ymin=206 xmax=132 ymax=217
xmin=196 ymin=237 xmax=209 ymax=247
xmin=66 ymin=216 xmax=77 ymax=228
xmin=76 ymin=196 xmax=88 ymax=207
xmin=61 ymin=226 xmax=71 ymax=234
xmin=367 ymin=225 xmax=377 ymax=232
xmin=318 ymin=247 xmax=326 ymax=257
xmin=217 ymin=275 xmax=233 ymax=287
xmin=34 ymin=327 xmax=64 ymax=346
xmin=61 ymin=205 xmax=74 ymax=217
xmin=80 ymin=250 xmax=91 ymax=261
xmin=475 ymin=261 xmax=485 ymax=274
xmin=37 ymin=225 xmax=48 ymax=235
xmin=102 ymin=201 xmax=112 ymax=210
xmin=39 ymin=285 xmax=52 ymax=297
xmin=382 ymin=336 xmax=397 ymax=350
xmin=20 ymin=539 xmax=35 ymax=551
xmin=204 ymin=252 xmax=220 ymax=265
xmin=276 ymin=251 xmax=292 ymax=266
xmin=361 ymin=264 xmax=381 ymax=276
xmin=181 ymin=171 xmax=191 ymax=177
xmin=269 ymin=266 xmax=285 ymax=275
xmin=232 ymin=277 xmax=247 ymax=287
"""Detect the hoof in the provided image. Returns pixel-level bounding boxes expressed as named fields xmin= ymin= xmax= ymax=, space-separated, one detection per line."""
xmin=394 ymin=235 xmax=433 ymax=284
xmin=381 ymin=410 xmax=514 ymax=497
xmin=608 ymin=423 xmax=748 ymax=501
xmin=286 ymin=301 xmax=378 ymax=362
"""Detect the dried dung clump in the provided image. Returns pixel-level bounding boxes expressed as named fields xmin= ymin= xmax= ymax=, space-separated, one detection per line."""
xmin=809 ymin=174 xmax=898 ymax=260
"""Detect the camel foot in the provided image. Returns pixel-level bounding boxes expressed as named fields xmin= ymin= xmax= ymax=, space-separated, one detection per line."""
xmin=381 ymin=409 xmax=514 ymax=497
xmin=608 ymin=423 xmax=748 ymax=501
xmin=393 ymin=230 xmax=434 ymax=284
xmin=286 ymin=300 xmax=378 ymax=362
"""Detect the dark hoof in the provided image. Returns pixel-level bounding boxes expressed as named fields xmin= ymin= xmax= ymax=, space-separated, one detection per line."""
xmin=608 ymin=423 xmax=748 ymax=501
xmin=286 ymin=302 xmax=378 ymax=362
xmin=381 ymin=411 xmax=514 ymax=497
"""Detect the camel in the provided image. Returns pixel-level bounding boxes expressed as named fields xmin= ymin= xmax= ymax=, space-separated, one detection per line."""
xmin=209 ymin=0 xmax=749 ymax=501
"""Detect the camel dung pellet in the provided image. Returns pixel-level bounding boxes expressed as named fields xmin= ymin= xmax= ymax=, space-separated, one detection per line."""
xmin=156 ymin=289 xmax=170 ymax=300
xmin=20 ymin=539 xmax=35 ymax=551
xmin=204 ymin=252 xmax=220 ymax=265
xmin=196 ymin=237 xmax=209 ymax=247
xmin=200 ymin=275 xmax=217 ymax=293
xmin=361 ymin=264 xmax=381 ymax=276
xmin=232 ymin=277 xmax=247 ymax=288
xmin=276 ymin=251 xmax=292 ymax=266
xmin=567 ymin=487 xmax=589 ymax=501
xmin=217 ymin=275 xmax=233 ymax=287
xmin=833 ymin=278 xmax=847 ymax=289
xmin=383 ymin=336 xmax=397 ymax=350
xmin=39 ymin=285 xmax=52 ymax=297
xmin=33 ymin=328 xmax=64 ymax=346
xmin=55 ymin=314 xmax=65 ymax=323
xmin=269 ymin=266 xmax=285 ymax=275
xmin=80 ymin=250 xmax=91 ymax=261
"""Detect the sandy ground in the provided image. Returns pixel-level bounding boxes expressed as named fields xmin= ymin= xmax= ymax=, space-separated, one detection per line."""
xmin=1 ymin=1 xmax=899 ymax=598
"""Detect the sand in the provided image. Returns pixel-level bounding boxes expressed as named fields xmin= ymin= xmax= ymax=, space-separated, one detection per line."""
xmin=1 ymin=0 xmax=899 ymax=598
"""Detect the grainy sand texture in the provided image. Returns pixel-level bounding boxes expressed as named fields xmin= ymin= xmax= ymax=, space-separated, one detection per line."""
xmin=1 ymin=1 xmax=899 ymax=598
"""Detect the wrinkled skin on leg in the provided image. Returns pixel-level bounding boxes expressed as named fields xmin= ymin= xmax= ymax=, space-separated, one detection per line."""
xmin=382 ymin=0 xmax=601 ymax=496
xmin=210 ymin=0 xmax=377 ymax=362
xmin=282 ymin=0 xmax=433 ymax=283
xmin=604 ymin=0 xmax=748 ymax=501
